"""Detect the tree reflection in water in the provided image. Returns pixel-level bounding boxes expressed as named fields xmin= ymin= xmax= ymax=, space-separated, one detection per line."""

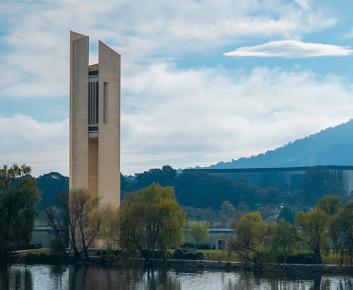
xmin=222 ymin=270 xmax=353 ymax=290
xmin=2 ymin=264 xmax=353 ymax=290
xmin=69 ymin=265 xmax=180 ymax=290
xmin=0 ymin=264 xmax=33 ymax=290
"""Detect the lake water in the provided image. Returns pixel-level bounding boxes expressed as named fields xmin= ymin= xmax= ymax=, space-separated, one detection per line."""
xmin=1 ymin=264 xmax=353 ymax=290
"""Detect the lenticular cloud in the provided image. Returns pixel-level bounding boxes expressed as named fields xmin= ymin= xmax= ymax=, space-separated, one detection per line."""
xmin=224 ymin=40 xmax=353 ymax=58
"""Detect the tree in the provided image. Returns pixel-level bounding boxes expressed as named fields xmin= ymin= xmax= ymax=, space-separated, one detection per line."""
xmin=317 ymin=195 xmax=340 ymax=216
xmin=230 ymin=212 xmax=272 ymax=265
xmin=270 ymin=219 xmax=297 ymax=262
xmin=118 ymin=184 xmax=185 ymax=265
xmin=46 ymin=194 xmax=69 ymax=257
xmin=183 ymin=206 xmax=218 ymax=227
xmin=189 ymin=221 xmax=209 ymax=243
xmin=126 ymin=165 xmax=177 ymax=192
xmin=329 ymin=202 xmax=353 ymax=265
xmin=277 ymin=206 xmax=295 ymax=223
xmin=218 ymin=201 xmax=237 ymax=226
xmin=46 ymin=189 xmax=106 ymax=260
xmin=0 ymin=164 xmax=40 ymax=256
xmin=301 ymin=167 xmax=344 ymax=206
xmin=174 ymin=172 xmax=243 ymax=209
xmin=259 ymin=187 xmax=280 ymax=205
xmin=36 ymin=172 xmax=68 ymax=212
xmin=295 ymin=208 xmax=328 ymax=263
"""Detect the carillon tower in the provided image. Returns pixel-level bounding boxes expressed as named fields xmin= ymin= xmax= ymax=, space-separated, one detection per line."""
xmin=69 ymin=31 xmax=120 ymax=207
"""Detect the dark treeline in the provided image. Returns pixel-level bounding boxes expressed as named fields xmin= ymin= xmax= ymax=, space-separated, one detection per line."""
xmin=36 ymin=165 xmax=346 ymax=215
xmin=122 ymin=165 xmax=346 ymax=212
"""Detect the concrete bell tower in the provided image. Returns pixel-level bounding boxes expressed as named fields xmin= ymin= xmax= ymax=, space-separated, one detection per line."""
xmin=69 ymin=31 xmax=120 ymax=207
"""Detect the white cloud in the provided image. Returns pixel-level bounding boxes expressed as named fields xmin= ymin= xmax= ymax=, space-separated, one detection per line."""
xmin=0 ymin=0 xmax=350 ymax=175
xmin=224 ymin=40 xmax=353 ymax=58
xmin=0 ymin=0 xmax=336 ymax=99
xmin=0 ymin=114 xmax=68 ymax=176
xmin=120 ymin=64 xmax=353 ymax=173
xmin=1 ymin=65 xmax=353 ymax=175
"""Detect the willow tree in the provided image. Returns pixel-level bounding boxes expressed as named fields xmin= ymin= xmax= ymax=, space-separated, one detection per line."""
xmin=296 ymin=208 xmax=328 ymax=263
xmin=230 ymin=211 xmax=274 ymax=265
xmin=189 ymin=221 xmax=209 ymax=244
xmin=0 ymin=164 xmax=40 ymax=257
xmin=118 ymin=184 xmax=185 ymax=265
xmin=329 ymin=202 xmax=353 ymax=265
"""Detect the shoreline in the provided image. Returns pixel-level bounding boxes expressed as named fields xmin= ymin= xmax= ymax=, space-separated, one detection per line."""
xmin=7 ymin=254 xmax=353 ymax=275
xmin=163 ymin=259 xmax=353 ymax=275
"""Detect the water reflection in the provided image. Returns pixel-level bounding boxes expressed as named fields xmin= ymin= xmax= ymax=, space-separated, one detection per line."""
xmin=69 ymin=265 xmax=181 ymax=290
xmin=1 ymin=264 xmax=353 ymax=290
xmin=0 ymin=264 xmax=32 ymax=290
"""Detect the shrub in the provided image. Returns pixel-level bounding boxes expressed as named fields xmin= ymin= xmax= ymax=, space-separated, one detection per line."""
xmin=49 ymin=240 xmax=64 ymax=256
xmin=181 ymin=242 xmax=211 ymax=250
xmin=277 ymin=252 xmax=320 ymax=264
xmin=173 ymin=249 xmax=204 ymax=260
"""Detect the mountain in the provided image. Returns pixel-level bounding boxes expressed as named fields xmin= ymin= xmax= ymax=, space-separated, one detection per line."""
xmin=211 ymin=119 xmax=353 ymax=169
xmin=36 ymin=172 xmax=68 ymax=211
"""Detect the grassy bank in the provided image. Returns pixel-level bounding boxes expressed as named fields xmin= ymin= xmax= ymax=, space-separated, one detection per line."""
xmin=198 ymin=250 xmax=239 ymax=262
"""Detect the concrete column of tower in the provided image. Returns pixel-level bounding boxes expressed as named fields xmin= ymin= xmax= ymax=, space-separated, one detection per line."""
xmin=69 ymin=31 xmax=121 ymax=208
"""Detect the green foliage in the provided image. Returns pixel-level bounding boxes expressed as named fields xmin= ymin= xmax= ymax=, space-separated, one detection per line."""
xmin=281 ymin=252 xmax=319 ymax=264
xmin=211 ymin=119 xmax=353 ymax=169
xmin=120 ymin=165 xmax=346 ymax=212
xmin=46 ymin=189 xmax=106 ymax=260
xmin=317 ymin=195 xmax=340 ymax=216
xmin=329 ymin=202 xmax=353 ymax=265
xmin=232 ymin=206 xmax=334 ymax=266
xmin=184 ymin=200 xmax=242 ymax=227
xmin=36 ymin=172 xmax=68 ymax=211
xmin=270 ymin=219 xmax=297 ymax=262
xmin=218 ymin=201 xmax=237 ymax=226
xmin=229 ymin=194 xmax=353 ymax=266
xmin=277 ymin=206 xmax=295 ymax=223
xmin=174 ymin=172 xmax=244 ymax=209
xmin=0 ymin=164 xmax=40 ymax=256
xmin=181 ymin=242 xmax=211 ymax=250
xmin=231 ymin=213 xmax=293 ymax=265
xmin=183 ymin=206 xmax=218 ymax=226
xmin=301 ymin=167 xmax=344 ymax=206
xmin=231 ymin=212 xmax=274 ymax=265
xmin=295 ymin=208 xmax=329 ymax=263
xmin=122 ymin=165 xmax=177 ymax=193
xmin=118 ymin=184 xmax=185 ymax=264
xmin=189 ymin=221 xmax=209 ymax=243
xmin=49 ymin=239 xmax=64 ymax=256
xmin=173 ymin=249 xmax=204 ymax=260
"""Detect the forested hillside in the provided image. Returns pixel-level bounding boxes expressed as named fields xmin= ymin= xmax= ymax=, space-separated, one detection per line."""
xmin=36 ymin=172 xmax=68 ymax=211
xmin=211 ymin=119 xmax=353 ymax=169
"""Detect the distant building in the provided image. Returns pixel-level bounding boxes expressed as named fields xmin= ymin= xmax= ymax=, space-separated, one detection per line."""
xmin=184 ymin=166 xmax=353 ymax=194
xmin=184 ymin=228 xmax=235 ymax=250
xmin=70 ymin=31 xmax=121 ymax=207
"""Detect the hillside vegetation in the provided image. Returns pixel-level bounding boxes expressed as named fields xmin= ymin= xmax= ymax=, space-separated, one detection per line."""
xmin=211 ymin=119 xmax=353 ymax=169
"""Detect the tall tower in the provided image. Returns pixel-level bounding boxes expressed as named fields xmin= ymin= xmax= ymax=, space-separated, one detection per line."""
xmin=70 ymin=31 xmax=120 ymax=207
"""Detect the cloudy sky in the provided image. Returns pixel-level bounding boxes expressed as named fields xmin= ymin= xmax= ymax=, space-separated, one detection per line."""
xmin=1 ymin=0 xmax=353 ymax=176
